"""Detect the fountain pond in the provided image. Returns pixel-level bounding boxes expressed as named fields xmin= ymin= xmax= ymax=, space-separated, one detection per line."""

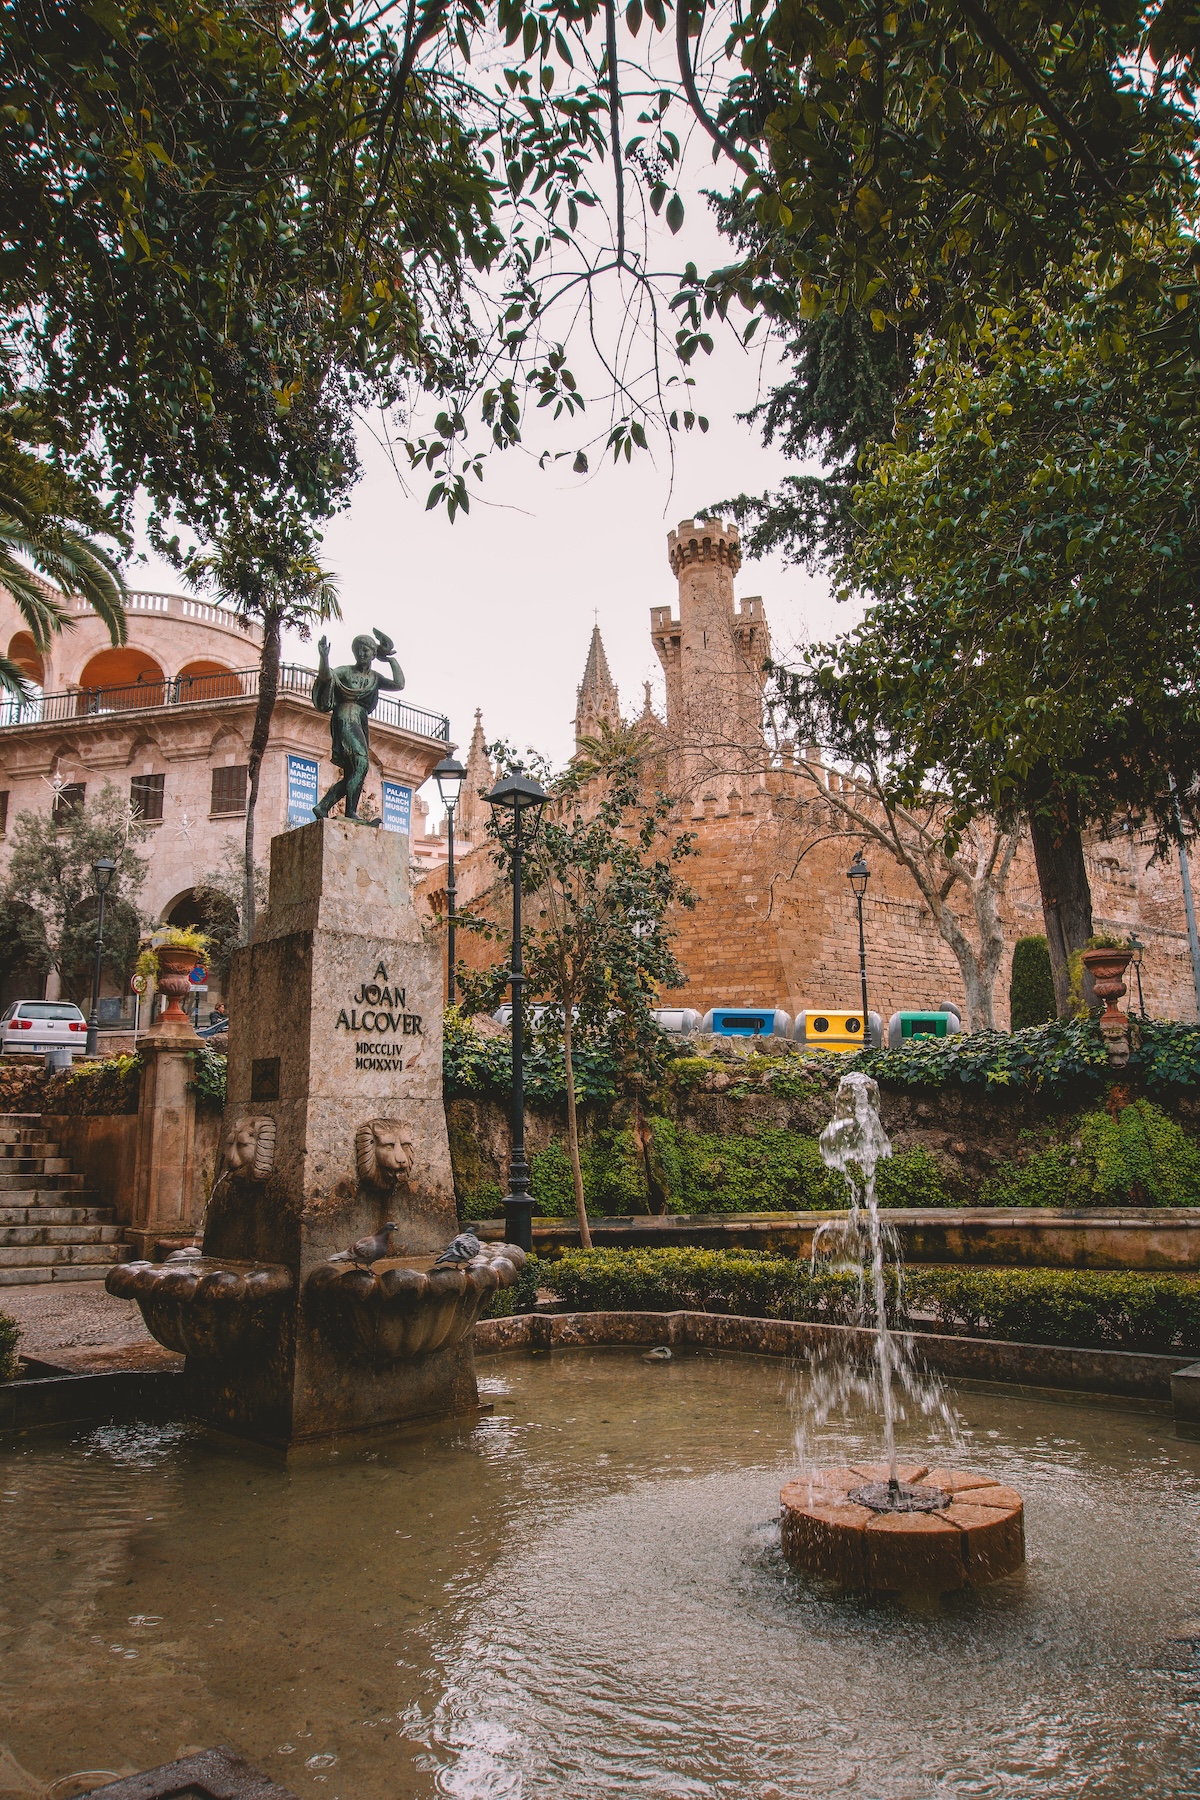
xmin=2 ymin=1347 xmax=1199 ymax=1798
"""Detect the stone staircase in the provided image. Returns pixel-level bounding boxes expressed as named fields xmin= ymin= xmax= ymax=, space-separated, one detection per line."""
xmin=0 ymin=1114 xmax=132 ymax=1287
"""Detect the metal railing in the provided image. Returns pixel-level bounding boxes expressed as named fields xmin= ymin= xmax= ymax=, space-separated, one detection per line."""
xmin=0 ymin=663 xmax=450 ymax=741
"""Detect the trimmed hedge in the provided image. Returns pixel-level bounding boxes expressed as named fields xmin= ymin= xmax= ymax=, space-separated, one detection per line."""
xmin=527 ymin=1247 xmax=1200 ymax=1354
xmin=1009 ymin=936 xmax=1056 ymax=1030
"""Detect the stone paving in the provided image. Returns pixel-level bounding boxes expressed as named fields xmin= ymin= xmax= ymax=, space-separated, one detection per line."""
xmin=1 ymin=1276 xmax=168 ymax=1372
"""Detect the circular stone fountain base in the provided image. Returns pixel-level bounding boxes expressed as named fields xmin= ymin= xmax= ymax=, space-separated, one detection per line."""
xmin=780 ymin=1464 xmax=1024 ymax=1591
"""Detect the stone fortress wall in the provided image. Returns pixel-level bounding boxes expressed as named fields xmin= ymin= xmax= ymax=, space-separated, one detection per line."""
xmin=425 ymin=519 xmax=1200 ymax=1029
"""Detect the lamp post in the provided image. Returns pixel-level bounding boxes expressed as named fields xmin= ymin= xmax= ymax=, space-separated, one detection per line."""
xmin=486 ymin=773 xmax=549 ymax=1251
xmin=86 ymin=858 xmax=118 ymax=1056
xmin=1128 ymin=932 xmax=1146 ymax=1018
xmin=433 ymin=755 xmax=466 ymax=1004
xmin=847 ymin=851 xmax=870 ymax=1032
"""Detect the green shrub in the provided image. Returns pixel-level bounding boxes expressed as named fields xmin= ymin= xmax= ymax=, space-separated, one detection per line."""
xmin=443 ymin=1007 xmax=619 ymax=1103
xmin=43 ymin=1053 xmax=141 ymax=1116
xmin=484 ymin=1257 xmax=541 ymax=1317
xmin=521 ymin=1128 xmax=963 ymax=1217
xmin=906 ymin=1266 xmax=1200 ymax=1352
xmin=659 ymin=1128 xmax=957 ymax=1213
xmin=979 ymin=1146 xmax=1077 ymax=1209
xmin=1136 ymin=1021 xmax=1200 ymax=1091
xmin=535 ymin=1248 xmax=1200 ymax=1353
xmin=855 ymin=1016 xmax=1200 ymax=1094
xmin=981 ymin=1099 xmax=1200 ymax=1208
xmin=0 ymin=1311 xmax=20 ymax=1382
xmin=189 ymin=1046 xmax=227 ymax=1106
xmin=1009 ymin=936 xmax=1056 ymax=1030
xmin=529 ymin=1131 xmax=653 ymax=1216
xmin=854 ymin=1018 xmax=1110 ymax=1093
xmin=544 ymin=1247 xmax=834 ymax=1318
xmin=459 ymin=1181 xmax=504 ymax=1223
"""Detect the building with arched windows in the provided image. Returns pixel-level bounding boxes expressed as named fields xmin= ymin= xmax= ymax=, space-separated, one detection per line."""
xmin=0 ymin=588 xmax=454 ymax=1013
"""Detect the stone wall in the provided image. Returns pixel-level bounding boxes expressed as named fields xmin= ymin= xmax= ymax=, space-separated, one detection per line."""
xmin=447 ymin=1077 xmax=1200 ymax=1218
xmin=435 ymin=789 xmax=1200 ymax=1032
xmin=40 ymin=1101 xmax=222 ymax=1230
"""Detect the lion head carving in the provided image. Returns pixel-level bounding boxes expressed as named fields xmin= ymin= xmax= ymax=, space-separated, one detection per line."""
xmin=355 ymin=1118 xmax=414 ymax=1191
xmin=223 ymin=1114 xmax=277 ymax=1182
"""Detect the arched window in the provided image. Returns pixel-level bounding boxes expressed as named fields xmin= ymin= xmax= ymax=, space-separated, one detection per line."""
xmin=174 ymin=659 xmax=239 ymax=701
xmin=7 ymin=632 xmax=44 ymax=687
xmin=76 ymin=648 xmax=166 ymax=712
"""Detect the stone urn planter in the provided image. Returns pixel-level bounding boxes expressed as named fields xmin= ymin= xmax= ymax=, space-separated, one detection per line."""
xmin=153 ymin=943 xmax=200 ymax=1027
xmin=1081 ymin=944 xmax=1134 ymax=1067
xmin=107 ymin=1256 xmax=295 ymax=1361
xmin=306 ymin=1244 xmax=526 ymax=1366
xmin=1081 ymin=945 xmax=1133 ymax=1022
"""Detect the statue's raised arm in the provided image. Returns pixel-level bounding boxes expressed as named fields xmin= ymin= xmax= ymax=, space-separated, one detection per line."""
xmin=311 ymin=636 xmax=335 ymax=715
xmin=372 ymin=628 xmax=405 ymax=694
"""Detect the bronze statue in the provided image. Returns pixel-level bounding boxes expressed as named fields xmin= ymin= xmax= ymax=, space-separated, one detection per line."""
xmin=312 ymin=629 xmax=404 ymax=822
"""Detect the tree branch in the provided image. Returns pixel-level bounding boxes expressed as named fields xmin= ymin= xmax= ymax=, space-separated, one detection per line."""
xmin=604 ymin=0 xmax=627 ymax=268
xmin=676 ymin=0 xmax=759 ymax=180
xmin=954 ymin=0 xmax=1119 ymax=196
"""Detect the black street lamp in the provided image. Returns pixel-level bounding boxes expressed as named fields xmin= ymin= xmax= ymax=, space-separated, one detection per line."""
xmin=1128 ymin=932 xmax=1146 ymax=1018
xmin=847 ymin=851 xmax=870 ymax=1029
xmin=486 ymin=773 xmax=549 ymax=1251
xmin=433 ymin=755 xmax=466 ymax=1005
xmin=86 ymin=857 xmax=118 ymax=1056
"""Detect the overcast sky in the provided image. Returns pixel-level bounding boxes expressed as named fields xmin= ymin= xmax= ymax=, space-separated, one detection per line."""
xmin=132 ymin=159 xmax=860 ymax=800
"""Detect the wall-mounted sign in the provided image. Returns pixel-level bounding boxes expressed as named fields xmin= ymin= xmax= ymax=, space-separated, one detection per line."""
xmin=286 ymin=755 xmax=319 ymax=829
xmin=381 ymin=780 xmax=412 ymax=835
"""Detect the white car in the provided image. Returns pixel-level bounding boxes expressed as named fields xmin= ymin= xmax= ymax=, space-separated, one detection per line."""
xmin=0 ymin=1000 xmax=89 ymax=1057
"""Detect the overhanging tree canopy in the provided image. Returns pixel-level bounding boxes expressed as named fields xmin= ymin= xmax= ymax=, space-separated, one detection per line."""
xmin=773 ymin=270 xmax=1200 ymax=1008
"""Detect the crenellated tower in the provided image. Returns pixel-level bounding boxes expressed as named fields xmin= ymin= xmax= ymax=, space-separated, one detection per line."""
xmin=650 ymin=517 xmax=770 ymax=798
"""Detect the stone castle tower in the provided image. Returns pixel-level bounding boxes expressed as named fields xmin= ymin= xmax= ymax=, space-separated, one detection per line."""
xmin=650 ymin=517 xmax=770 ymax=798
xmin=423 ymin=517 xmax=1200 ymax=1029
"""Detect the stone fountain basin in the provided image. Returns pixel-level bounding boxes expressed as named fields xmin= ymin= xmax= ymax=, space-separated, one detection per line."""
xmin=305 ymin=1244 xmax=527 ymax=1364
xmin=106 ymin=1257 xmax=295 ymax=1362
xmin=779 ymin=1463 xmax=1025 ymax=1591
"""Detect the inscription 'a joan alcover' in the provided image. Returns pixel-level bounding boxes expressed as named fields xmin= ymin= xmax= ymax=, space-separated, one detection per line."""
xmin=335 ymin=961 xmax=423 ymax=1072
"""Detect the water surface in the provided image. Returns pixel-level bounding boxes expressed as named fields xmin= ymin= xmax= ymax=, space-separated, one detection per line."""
xmin=0 ymin=1348 xmax=1197 ymax=1798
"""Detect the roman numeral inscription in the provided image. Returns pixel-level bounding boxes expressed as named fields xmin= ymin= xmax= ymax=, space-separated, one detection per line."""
xmin=335 ymin=960 xmax=423 ymax=1070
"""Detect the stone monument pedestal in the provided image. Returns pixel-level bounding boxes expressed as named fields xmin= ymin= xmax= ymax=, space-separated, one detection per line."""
xmin=149 ymin=818 xmax=494 ymax=1448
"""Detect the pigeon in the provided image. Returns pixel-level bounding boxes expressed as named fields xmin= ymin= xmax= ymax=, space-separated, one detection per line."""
xmin=433 ymin=1227 xmax=482 ymax=1268
xmin=330 ymin=1223 xmax=400 ymax=1270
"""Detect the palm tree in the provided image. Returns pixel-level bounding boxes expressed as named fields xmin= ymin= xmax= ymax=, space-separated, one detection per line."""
xmin=0 ymin=416 xmax=127 ymax=697
xmin=189 ymin=514 xmax=339 ymax=940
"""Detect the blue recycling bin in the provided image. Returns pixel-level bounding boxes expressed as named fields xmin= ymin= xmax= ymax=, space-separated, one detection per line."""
xmin=700 ymin=1006 xmax=791 ymax=1038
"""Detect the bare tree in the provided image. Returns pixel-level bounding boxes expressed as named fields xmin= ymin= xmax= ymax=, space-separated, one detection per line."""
xmin=771 ymin=755 xmax=1022 ymax=1030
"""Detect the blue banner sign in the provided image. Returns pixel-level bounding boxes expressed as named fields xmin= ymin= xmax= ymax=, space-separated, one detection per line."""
xmin=286 ymin=755 xmax=319 ymax=829
xmin=381 ymin=780 xmax=412 ymax=835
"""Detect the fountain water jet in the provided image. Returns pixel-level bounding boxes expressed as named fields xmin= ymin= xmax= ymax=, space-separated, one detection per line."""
xmin=781 ymin=1072 xmax=1026 ymax=1589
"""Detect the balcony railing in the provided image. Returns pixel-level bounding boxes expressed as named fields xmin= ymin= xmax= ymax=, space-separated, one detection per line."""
xmin=0 ymin=663 xmax=451 ymax=741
